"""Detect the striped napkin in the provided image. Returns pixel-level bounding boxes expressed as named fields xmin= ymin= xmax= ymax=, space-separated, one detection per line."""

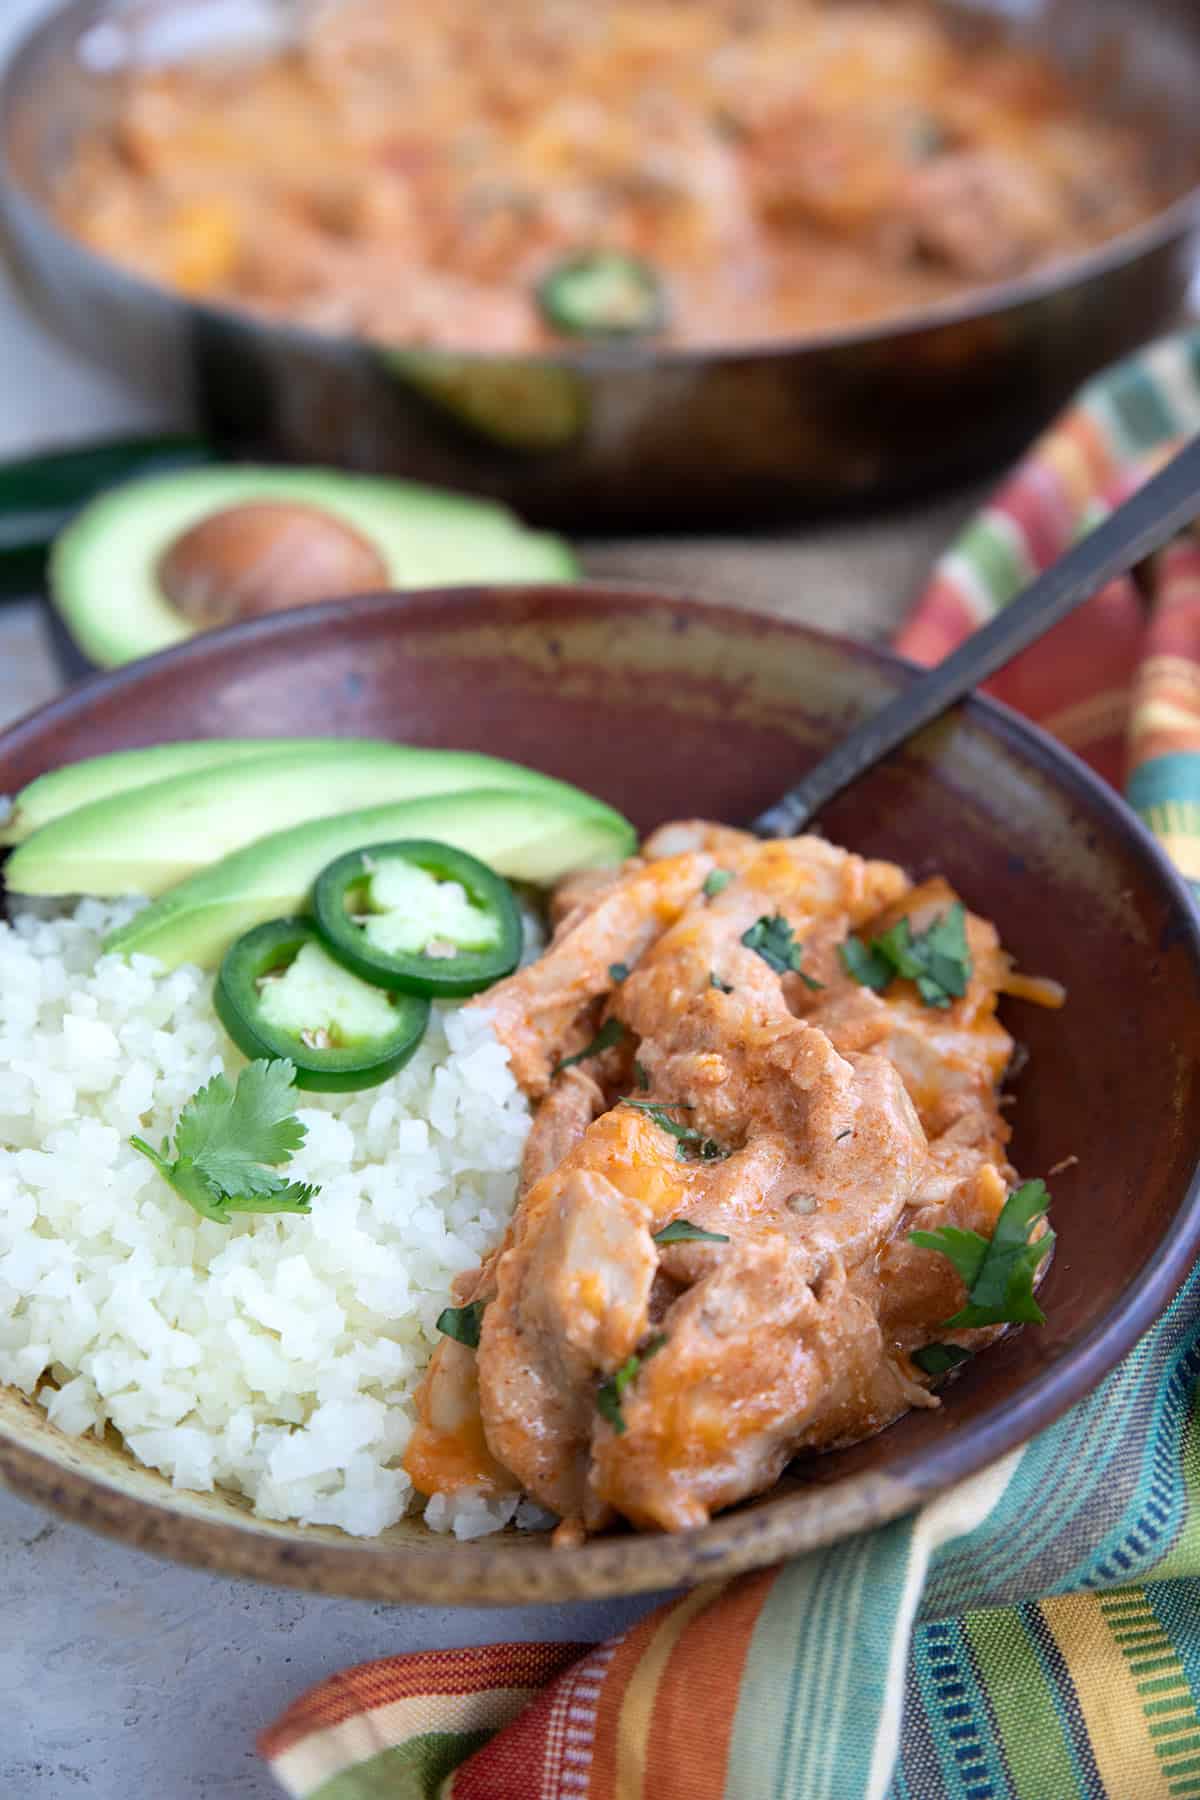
xmin=262 ymin=327 xmax=1200 ymax=1800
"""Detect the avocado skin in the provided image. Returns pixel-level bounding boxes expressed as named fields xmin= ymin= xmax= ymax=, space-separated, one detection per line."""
xmin=104 ymin=788 xmax=635 ymax=971
xmin=50 ymin=465 xmax=578 ymax=670
xmin=5 ymin=744 xmax=623 ymax=899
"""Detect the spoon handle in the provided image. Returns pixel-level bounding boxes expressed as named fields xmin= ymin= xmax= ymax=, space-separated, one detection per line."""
xmin=751 ymin=432 xmax=1200 ymax=839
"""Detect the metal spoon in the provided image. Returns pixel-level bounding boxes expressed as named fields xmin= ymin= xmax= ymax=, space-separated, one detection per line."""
xmin=752 ymin=432 xmax=1200 ymax=838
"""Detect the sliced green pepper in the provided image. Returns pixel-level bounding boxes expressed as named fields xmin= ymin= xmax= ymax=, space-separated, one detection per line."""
xmin=214 ymin=917 xmax=430 ymax=1091
xmin=535 ymin=252 xmax=667 ymax=339
xmin=313 ymin=840 xmax=522 ymax=998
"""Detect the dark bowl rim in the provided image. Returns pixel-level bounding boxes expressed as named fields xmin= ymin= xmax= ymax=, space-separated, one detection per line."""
xmin=1 ymin=581 xmax=1199 ymax=1604
xmin=3 ymin=0 xmax=1199 ymax=377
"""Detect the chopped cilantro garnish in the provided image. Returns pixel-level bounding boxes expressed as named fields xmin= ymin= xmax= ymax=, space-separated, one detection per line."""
xmin=840 ymin=902 xmax=972 ymax=1009
xmin=741 ymin=913 xmax=800 ymax=974
xmin=622 ymin=1098 xmax=693 ymax=1133
xmin=741 ymin=914 xmax=823 ymax=990
xmin=653 ymin=1219 xmax=730 ymax=1245
xmin=437 ymin=1298 xmax=487 ymax=1349
xmin=620 ymin=1099 xmax=728 ymax=1163
xmin=595 ymin=1334 xmax=667 ymax=1434
xmin=555 ymin=1016 xmax=625 ymax=1074
xmin=703 ymin=869 xmax=733 ymax=899
xmin=131 ymin=1059 xmax=317 ymax=1224
xmin=694 ymin=1138 xmax=728 ymax=1162
xmin=911 ymin=1179 xmax=1054 ymax=1328
xmin=839 ymin=936 xmax=893 ymax=991
xmin=710 ymin=971 xmax=734 ymax=994
xmin=911 ymin=1342 xmax=971 ymax=1377
xmin=609 ymin=961 xmax=630 ymax=984
xmin=633 ymin=1060 xmax=650 ymax=1091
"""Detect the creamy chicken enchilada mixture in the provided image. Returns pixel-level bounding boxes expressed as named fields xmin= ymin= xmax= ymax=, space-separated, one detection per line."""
xmin=407 ymin=819 xmax=1061 ymax=1539
xmin=0 ymin=743 xmax=1061 ymax=1540
xmin=55 ymin=0 xmax=1166 ymax=351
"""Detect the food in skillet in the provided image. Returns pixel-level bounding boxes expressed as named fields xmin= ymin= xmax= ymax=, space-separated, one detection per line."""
xmin=55 ymin=0 xmax=1167 ymax=352
xmin=0 ymin=743 xmax=1060 ymax=1538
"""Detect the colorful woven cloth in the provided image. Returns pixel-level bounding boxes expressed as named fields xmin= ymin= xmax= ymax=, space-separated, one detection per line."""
xmin=262 ymin=328 xmax=1200 ymax=1800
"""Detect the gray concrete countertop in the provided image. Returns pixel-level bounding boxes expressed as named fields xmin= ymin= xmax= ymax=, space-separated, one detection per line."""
xmin=0 ymin=5 xmax=995 ymax=1794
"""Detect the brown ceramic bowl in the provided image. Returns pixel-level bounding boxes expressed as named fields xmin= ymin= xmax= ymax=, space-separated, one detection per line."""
xmin=2 ymin=585 xmax=1199 ymax=1604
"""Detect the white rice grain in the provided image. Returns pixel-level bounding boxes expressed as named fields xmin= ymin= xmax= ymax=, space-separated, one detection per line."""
xmin=0 ymin=898 xmax=536 ymax=1538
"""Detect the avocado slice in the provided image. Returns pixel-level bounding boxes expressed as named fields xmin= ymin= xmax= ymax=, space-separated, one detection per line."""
xmin=5 ymin=743 xmax=620 ymax=898
xmin=49 ymin=465 xmax=577 ymax=669
xmin=104 ymin=788 xmax=635 ymax=971
xmin=0 ymin=737 xmax=381 ymax=847
xmin=384 ymin=351 xmax=589 ymax=453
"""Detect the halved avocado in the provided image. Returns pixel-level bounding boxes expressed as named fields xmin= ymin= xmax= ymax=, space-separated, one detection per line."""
xmin=49 ymin=466 xmax=577 ymax=669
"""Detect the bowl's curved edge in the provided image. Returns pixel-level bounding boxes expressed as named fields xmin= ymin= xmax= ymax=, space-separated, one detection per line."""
xmin=2 ymin=583 xmax=1199 ymax=1603
xmin=0 ymin=1425 xmax=924 ymax=1603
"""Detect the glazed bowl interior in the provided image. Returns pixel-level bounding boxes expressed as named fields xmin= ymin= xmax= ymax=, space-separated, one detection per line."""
xmin=2 ymin=585 xmax=1199 ymax=1605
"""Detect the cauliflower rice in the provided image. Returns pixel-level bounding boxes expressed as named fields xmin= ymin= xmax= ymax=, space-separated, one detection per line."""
xmin=0 ymin=897 xmax=540 ymax=1538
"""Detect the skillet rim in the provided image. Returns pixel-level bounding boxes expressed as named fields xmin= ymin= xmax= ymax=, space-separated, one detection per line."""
xmin=2 ymin=0 xmax=1199 ymax=374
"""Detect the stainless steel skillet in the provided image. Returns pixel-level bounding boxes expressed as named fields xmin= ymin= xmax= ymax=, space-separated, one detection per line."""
xmin=0 ymin=0 xmax=1198 ymax=530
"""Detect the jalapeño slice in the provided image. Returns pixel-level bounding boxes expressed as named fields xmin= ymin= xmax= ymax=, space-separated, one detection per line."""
xmin=312 ymin=840 xmax=522 ymax=998
xmin=535 ymin=252 xmax=666 ymax=339
xmin=214 ymin=917 xmax=430 ymax=1091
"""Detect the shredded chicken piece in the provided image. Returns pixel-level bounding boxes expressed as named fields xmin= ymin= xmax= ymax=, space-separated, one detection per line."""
xmin=404 ymin=823 xmax=1061 ymax=1536
xmin=518 ymin=1067 xmax=606 ymax=1195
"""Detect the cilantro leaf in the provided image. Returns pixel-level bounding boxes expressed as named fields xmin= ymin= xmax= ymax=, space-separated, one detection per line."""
xmin=653 ymin=1219 xmax=730 ymax=1245
xmin=174 ymin=1060 xmax=307 ymax=1190
xmin=703 ymin=869 xmax=733 ymax=899
xmin=910 ymin=1180 xmax=1053 ymax=1329
xmin=218 ymin=1184 xmax=317 ymax=1215
xmin=633 ymin=1059 xmax=651 ymax=1091
xmin=437 ymin=1299 xmax=487 ymax=1349
xmin=911 ymin=1342 xmax=972 ymax=1377
xmin=694 ymin=1138 xmax=729 ymax=1162
xmin=620 ymin=1099 xmax=728 ymax=1163
xmin=131 ymin=1059 xmax=317 ymax=1225
xmin=555 ymin=1017 xmax=626 ymax=1074
xmin=741 ymin=914 xmax=823 ymax=989
xmin=621 ymin=1098 xmax=695 ymax=1139
xmin=595 ymin=1335 xmax=667 ymax=1434
xmin=840 ymin=902 xmax=971 ymax=1009
xmin=609 ymin=961 xmax=630 ymax=984
xmin=741 ymin=913 xmax=802 ymax=975
xmin=838 ymin=935 xmax=893 ymax=992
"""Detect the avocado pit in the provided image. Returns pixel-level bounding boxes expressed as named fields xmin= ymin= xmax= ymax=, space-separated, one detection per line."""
xmin=157 ymin=500 xmax=390 ymax=629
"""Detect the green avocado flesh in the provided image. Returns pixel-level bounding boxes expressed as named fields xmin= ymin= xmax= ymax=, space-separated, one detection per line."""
xmin=5 ymin=743 xmax=619 ymax=898
xmin=49 ymin=465 xmax=577 ymax=669
xmin=0 ymin=737 xmax=373 ymax=847
xmin=104 ymin=788 xmax=635 ymax=971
